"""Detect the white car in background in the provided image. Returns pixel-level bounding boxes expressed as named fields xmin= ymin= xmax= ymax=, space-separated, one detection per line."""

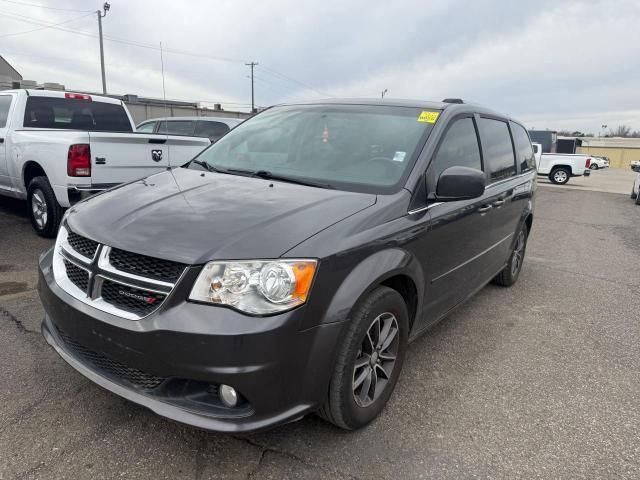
xmin=589 ymin=156 xmax=609 ymax=170
xmin=631 ymin=173 xmax=640 ymax=205
xmin=630 ymin=159 xmax=640 ymax=170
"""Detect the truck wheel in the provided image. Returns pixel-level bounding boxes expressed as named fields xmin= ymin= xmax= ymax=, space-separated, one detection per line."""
xmin=27 ymin=176 xmax=64 ymax=238
xmin=549 ymin=168 xmax=570 ymax=185
xmin=492 ymin=224 xmax=528 ymax=287
xmin=318 ymin=286 xmax=408 ymax=430
xmin=590 ymin=164 xmax=598 ymax=170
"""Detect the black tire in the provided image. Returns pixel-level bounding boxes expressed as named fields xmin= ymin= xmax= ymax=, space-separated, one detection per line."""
xmin=318 ymin=286 xmax=409 ymax=430
xmin=631 ymin=187 xmax=637 ymax=200
xmin=492 ymin=224 xmax=528 ymax=287
xmin=27 ymin=176 xmax=64 ymax=238
xmin=636 ymin=191 xmax=640 ymax=206
xmin=549 ymin=167 xmax=570 ymax=185
xmin=590 ymin=163 xmax=598 ymax=170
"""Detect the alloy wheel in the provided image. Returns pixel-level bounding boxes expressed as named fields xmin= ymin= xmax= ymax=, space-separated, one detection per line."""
xmin=511 ymin=230 xmax=526 ymax=277
xmin=352 ymin=312 xmax=399 ymax=408
xmin=31 ymin=189 xmax=48 ymax=230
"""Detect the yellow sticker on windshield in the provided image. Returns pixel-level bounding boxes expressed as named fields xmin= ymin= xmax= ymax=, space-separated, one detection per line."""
xmin=418 ymin=111 xmax=440 ymax=123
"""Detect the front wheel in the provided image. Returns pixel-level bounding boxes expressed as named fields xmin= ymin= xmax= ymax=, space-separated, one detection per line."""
xmin=318 ymin=286 xmax=408 ymax=430
xmin=549 ymin=167 xmax=570 ymax=185
xmin=492 ymin=224 xmax=528 ymax=287
xmin=27 ymin=176 xmax=64 ymax=238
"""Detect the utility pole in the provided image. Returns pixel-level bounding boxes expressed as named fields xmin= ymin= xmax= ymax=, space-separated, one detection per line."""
xmin=97 ymin=2 xmax=110 ymax=95
xmin=245 ymin=62 xmax=258 ymax=113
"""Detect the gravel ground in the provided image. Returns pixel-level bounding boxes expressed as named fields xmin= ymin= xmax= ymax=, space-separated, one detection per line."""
xmin=0 ymin=181 xmax=639 ymax=479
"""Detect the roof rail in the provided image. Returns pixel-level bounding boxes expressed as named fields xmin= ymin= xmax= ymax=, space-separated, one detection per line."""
xmin=442 ymin=98 xmax=464 ymax=104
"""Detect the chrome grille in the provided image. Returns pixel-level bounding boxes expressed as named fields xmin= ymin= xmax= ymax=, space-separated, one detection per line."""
xmin=53 ymin=226 xmax=185 ymax=320
xmin=109 ymin=248 xmax=186 ymax=283
xmin=66 ymin=231 xmax=99 ymax=260
xmin=63 ymin=259 xmax=89 ymax=292
xmin=101 ymin=279 xmax=167 ymax=317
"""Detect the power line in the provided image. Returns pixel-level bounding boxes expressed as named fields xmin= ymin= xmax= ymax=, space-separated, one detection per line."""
xmin=0 ymin=0 xmax=93 ymax=12
xmin=0 ymin=10 xmax=93 ymax=38
xmin=0 ymin=10 xmax=332 ymax=99
xmin=258 ymin=64 xmax=332 ymax=97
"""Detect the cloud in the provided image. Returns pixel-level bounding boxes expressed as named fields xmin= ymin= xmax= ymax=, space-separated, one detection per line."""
xmin=1 ymin=0 xmax=639 ymax=131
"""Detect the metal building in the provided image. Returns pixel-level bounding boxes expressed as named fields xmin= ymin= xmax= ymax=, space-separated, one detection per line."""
xmin=578 ymin=138 xmax=640 ymax=169
xmin=0 ymin=55 xmax=23 ymax=89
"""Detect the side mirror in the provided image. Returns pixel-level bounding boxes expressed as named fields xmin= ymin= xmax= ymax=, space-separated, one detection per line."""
xmin=436 ymin=166 xmax=485 ymax=201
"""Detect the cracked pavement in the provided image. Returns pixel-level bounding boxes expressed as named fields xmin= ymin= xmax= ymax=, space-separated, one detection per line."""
xmin=1 ymin=172 xmax=640 ymax=479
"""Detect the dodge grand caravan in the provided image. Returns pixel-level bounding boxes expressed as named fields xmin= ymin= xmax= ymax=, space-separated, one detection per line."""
xmin=39 ymin=99 xmax=536 ymax=432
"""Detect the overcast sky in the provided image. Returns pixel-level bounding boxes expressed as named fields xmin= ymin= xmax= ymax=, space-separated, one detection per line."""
xmin=1 ymin=0 xmax=639 ymax=133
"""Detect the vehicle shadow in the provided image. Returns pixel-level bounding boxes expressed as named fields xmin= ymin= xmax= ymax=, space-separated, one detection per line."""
xmin=0 ymin=196 xmax=29 ymax=220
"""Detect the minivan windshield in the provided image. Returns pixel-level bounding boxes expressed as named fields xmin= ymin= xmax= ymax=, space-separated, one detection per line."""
xmin=186 ymin=104 xmax=436 ymax=193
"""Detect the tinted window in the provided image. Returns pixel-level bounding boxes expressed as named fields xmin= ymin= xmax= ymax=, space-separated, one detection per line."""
xmin=511 ymin=122 xmax=536 ymax=172
xmin=194 ymin=120 xmax=230 ymax=141
xmin=430 ymin=117 xmax=482 ymax=180
xmin=137 ymin=121 xmax=156 ymax=133
xmin=23 ymin=97 xmax=132 ymax=132
xmin=190 ymin=105 xmax=436 ymax=194
xmin=0 ymin=95 xmax=12 ymax=128
xmin=478 ymin=118 xmax=516 ymax=182
xmin=157 ymin=120 xmax=194 ymax=136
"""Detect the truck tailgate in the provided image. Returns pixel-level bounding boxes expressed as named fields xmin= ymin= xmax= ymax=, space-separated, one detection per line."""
xmin=88 ymin=133 xmax=210 ymax=185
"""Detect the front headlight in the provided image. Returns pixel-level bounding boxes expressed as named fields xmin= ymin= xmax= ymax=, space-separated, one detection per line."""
xmin=189 ymin=259 xmax=317 ymax=315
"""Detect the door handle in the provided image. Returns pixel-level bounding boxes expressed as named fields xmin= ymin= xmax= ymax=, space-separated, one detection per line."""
xmin=477 ymin=204 xmax=493 ymax=213
xmin=493 ymin=199 xmax=505 ymax=207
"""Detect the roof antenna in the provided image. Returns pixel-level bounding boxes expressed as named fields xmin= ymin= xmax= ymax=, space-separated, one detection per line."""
xmin=159 ymin=41 xmax=170 ymax=168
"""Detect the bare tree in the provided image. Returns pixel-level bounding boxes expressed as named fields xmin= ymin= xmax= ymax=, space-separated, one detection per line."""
xmin=607 ymin=125 xmax=632 ymax=137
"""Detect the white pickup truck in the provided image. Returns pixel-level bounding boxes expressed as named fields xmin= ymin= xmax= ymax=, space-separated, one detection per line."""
xmin=0 ymin=89 xmax=210 ymax=236
xmin=536 ymin=152 xmax=592 ymax=185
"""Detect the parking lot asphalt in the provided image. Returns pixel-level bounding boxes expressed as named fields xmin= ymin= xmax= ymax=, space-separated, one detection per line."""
xmin=1 ymin=178 xmax=639 ymax=479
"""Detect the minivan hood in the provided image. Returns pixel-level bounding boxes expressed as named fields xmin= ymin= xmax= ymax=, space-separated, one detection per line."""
xmin=67 ymin=168 xmax=376 ymax=264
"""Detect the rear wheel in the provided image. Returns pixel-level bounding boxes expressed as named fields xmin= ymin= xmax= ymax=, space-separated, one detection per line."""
xmin=492 ymin=224 xmax=528 ymax=287
xmin=590 ymin=163 xmax=598 ymax=170
xmin=27 ymin=176 xmax=64 ymax=238
xmin=318 ymin=286 xmax=408 ymax=430
xmin=549 ymin=168 xmax=570 ymax=185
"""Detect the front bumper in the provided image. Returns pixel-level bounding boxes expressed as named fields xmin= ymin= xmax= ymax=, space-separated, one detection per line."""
xmin=38 ymin=248 xmax=345 ymax=432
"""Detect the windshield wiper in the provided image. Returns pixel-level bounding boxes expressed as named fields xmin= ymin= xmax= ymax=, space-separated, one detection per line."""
xmin=226 ymin=169 xmax=334 ymax=189
xmin=188 ymin=160 xmax=233 ymax=175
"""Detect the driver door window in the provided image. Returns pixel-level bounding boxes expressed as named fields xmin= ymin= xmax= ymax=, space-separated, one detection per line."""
xmin=429 ymin=116 xmax=482 ymax=184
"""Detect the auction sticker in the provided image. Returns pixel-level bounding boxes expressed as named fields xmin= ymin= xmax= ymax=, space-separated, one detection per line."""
xmin=418 ymin=111 xmax=440 ymax=123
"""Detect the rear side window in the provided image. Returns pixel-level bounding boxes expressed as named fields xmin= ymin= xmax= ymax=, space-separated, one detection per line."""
xmin=136 ymin=121 xmax=156 ymax=133
xmin=478 ymin=118 xmax=516 ymax=182
xmin=194 ymin=120 xmax=230 ymax=141
xmin=0 ymin=95 xmax=12 ymax=128
xmin=430 ymin=117 xmax=482 ymax=180
xmin=157 ymin=120 xmax=194 ymax=136
xmin=23 ymin=97 xmax=132 ymax=132
xmin=511 ymin=122 xmax=536 ymax=172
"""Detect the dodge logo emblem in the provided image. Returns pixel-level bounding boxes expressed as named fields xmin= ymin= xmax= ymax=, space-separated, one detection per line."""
xmin=151 ymin=149 xmax=163 ymax=162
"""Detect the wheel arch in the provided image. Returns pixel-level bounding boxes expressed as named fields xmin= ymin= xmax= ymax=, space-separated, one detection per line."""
xmin=322 ymin=248 xmax=424 ymax=334
xmin=22 ymin=160 xmax=47 ymax=189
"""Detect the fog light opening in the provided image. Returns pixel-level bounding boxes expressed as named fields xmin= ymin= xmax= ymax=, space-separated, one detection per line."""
xmin=219 ymin=384 xmax=238 ymax=408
